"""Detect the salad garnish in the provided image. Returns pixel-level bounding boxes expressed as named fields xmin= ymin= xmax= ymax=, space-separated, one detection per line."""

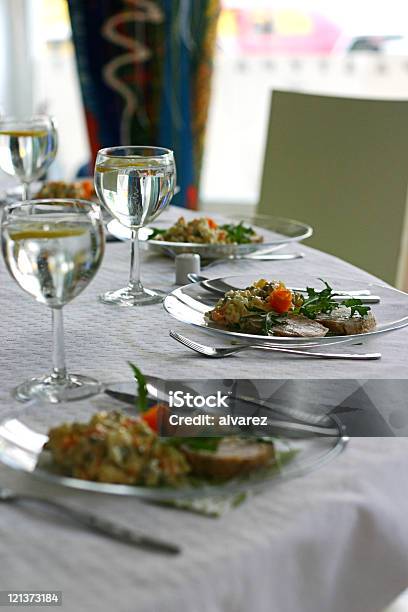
xmin=207 ymin=279 xmax=374 ymax=337
xmin=129 ymin=362 xmax=148 ymax=412
xmin=218 ymin=221 xmax=258 ymax=245
xmin=148 ymin=217 xmax=263 ymax=245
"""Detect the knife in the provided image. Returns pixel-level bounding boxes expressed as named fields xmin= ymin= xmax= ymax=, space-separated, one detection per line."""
xmin=104 ymin=386 xmax=339 ymax=436
xmin=289 ymin=287 xmax=372 ymax=296
xmin=189 ymin=277 xmax=380 ymax=303
xmin=105 ymin=389 xmax=139 ymax=405
xmin=0 ymin=488 xmax=180 ymax=555
xmin=105 ymin=384 xmax=170 ymax=405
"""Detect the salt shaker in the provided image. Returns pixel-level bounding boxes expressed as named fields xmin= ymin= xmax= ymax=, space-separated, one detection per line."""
xmin=175 ymin=253 xmax=200 ymax=285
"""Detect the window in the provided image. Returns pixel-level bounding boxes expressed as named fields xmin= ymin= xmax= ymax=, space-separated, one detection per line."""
xmin=34 ymin=0 xmax=90 ymax=179
xmin=0 ymin=0 xmax=89 ymax=182
xmin=199 ymin=0 xmax=408 ymax=211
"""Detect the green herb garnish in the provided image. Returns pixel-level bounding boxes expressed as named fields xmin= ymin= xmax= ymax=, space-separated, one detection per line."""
xmin=148 ymin=220 xmax=257 ymax=244
xmin=274 ymin=448 xmax=299 ymax=471
xmin=128 ymin=362 xmax=148 ymax=412
xmin=148 ymin=227 xmax=166 ymax=239
xmin=341 ymin=298 xmax=370 ymax=317
xmin=216 ymin=279 xmax=372 ymax=335
xmin=219 ymin=221 xmax=256 ymax=244
xmin=263 ymin=310 xmax=287 ymax=335
xmin=296 ymin=280 xmax=339 ymax=319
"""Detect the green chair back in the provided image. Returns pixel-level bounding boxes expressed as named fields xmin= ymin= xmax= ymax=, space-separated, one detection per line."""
xmin=257 ymin=90 xmax=408 ymax=287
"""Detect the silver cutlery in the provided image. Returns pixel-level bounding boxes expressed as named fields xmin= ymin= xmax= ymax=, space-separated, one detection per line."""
xmin=246 ymin=252 xmax=304 ymax=261
xmin=0 ymin=487 xmax=180 ymax=555
xmin=106 ymin=378 xmax=356 ymax=431
xmin=104 ymin=388 xmax=339 ymax=436
xmin=331 ymin=295 xmax=379 ymax=303
xmin=169 ymin=331 xmax=381 ymax=361
xmin=187 ymin=274 xmax=380 ymax=303
xmin=159 ymin=243 xmax=303 ymax=265
xmin=202 ymin=252 xmax=304 ymax=269
xmin=188 ymin=273 xmax=216 ymax=283
xmin=289 ymin=287 xmax=379 ymax=302
xmin=290 ymin=286 xmax=372 ymax=296
xmin=105 ymin=388 xmax=141 ymax=405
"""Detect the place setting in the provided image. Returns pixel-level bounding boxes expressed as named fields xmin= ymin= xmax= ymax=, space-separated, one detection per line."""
xmin=0 ymin=118 xmax=401 ymax=512
xmin=107 ymin=210 xmax=311 ymax=266
xmin=0 ymin=120 xmax=352 ymax=537
xmin=0 ymin=77 xmax=406 ymax=612
xmin=0 ymin=128 xmax=361 ymax=536
xmin=163 ymin=271 xmax=408 ymax=361
xmin=0 ymin=360 xmax=350 ymax=524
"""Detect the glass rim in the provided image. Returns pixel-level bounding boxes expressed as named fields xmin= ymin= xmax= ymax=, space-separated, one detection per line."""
xmin=97 ymin=145 xmax=174 ymax=160
xmin=0 ymin=114 xmax=55 ymax=125
xmin=3 ymin=198 xmax=101 ymax=215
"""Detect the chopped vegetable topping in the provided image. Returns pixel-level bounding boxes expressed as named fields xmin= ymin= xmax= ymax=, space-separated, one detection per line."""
xmin=141 ymin=404 xmax=168 ymax=433
xmin=268 ymin=284 xmax=293 ymax=313
xmin=35 ymin=180 xmax=95 ymax=200
xmin=207 ymin=279 xmax=373 ymax=337
xmin=206 ymin=217 xmax=218 ymax=230
xmin=149 ymin=217 xmax=263 ymax=245
xmin=45 ymin=411 xmax=190 ymax=486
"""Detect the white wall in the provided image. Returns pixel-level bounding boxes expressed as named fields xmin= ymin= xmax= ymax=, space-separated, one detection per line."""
xmin=200 ymin=53 xmax=408 ymax=209
xmin=0 ymin=0 xmax=37 ymax=117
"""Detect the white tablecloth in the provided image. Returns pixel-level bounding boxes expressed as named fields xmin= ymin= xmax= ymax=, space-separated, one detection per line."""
xmin=1 ymin=206 xmax=408 ymax=612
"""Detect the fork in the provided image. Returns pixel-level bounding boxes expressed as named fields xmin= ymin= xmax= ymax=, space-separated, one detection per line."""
xmin=169 ymin=331 xmax=381 ymax=360
xmin=202 ymin=251 xmax=304 ymax=269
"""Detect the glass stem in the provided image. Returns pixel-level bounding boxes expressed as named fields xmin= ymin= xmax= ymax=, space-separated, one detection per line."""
xmin=21 ymin=182 xmax=30 ymax=201
xmin=51 ymin=308 xmax=67 ymax=381
xmin=128 ymin=229 xmax=143 ymax=293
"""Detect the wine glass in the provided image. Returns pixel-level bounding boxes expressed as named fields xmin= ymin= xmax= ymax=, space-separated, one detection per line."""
xmin=0 ymin=115 xmax=58 ymax=200
xmin=1 ymin=199 xmax=105 ymax=403
xmin=94 ymin=145 xmax=176 ymax=306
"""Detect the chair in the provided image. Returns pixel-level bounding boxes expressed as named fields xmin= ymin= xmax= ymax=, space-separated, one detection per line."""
xmin=257 ymin=90 xmax=408 ymax=288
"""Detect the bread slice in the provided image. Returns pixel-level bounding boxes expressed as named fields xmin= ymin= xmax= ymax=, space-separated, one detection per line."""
xmin=316 ymin=306 xmax=376 ymax=335
xmin=182 ymin=438 xmax=274 ymax=479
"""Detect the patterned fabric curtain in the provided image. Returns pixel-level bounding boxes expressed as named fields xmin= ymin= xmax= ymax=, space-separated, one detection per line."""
xmin=68 ymin=0 xmax=220 ymax=209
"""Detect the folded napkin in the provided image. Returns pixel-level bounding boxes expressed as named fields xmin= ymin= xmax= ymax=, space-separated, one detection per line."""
xmin=159 ymin=490 xmax=250 ymax=517
xmin=157 ymin=448 xmax=297 ymax=517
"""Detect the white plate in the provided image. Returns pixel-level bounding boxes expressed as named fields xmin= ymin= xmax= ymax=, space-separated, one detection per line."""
xmin=108 ymin=213 xmax=313 ymax=259
xmin=0 ymin=384 xmax=346 ymax=501
xmin=164 ymin=274 xmax=408 ymax=345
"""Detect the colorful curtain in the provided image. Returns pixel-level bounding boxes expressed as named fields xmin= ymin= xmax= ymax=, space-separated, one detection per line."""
xmin=68 ymin=0 xmax=220 ymax=209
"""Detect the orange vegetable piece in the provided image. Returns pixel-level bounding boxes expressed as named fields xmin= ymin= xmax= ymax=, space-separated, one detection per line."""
xmin=211 ymin=309 xmax=225 ymax=322
xmin=206 ymin=217 xmax=218 ymax=229
xmin=268 ymin=285 xmax=293 ymax=313
xmin=81 ymin=179 xmax=94 ymax=199
xmin=142 ymin=403 xmax=168 ymax=433
xmin=61 ymin=434 xmax=77 ymax=450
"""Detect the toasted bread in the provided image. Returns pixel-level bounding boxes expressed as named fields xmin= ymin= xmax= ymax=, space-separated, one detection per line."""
xmin=316 ymin=306 xmax=376 ymax=335
xmin=182 ymin=438 xmax=274 ymax=479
